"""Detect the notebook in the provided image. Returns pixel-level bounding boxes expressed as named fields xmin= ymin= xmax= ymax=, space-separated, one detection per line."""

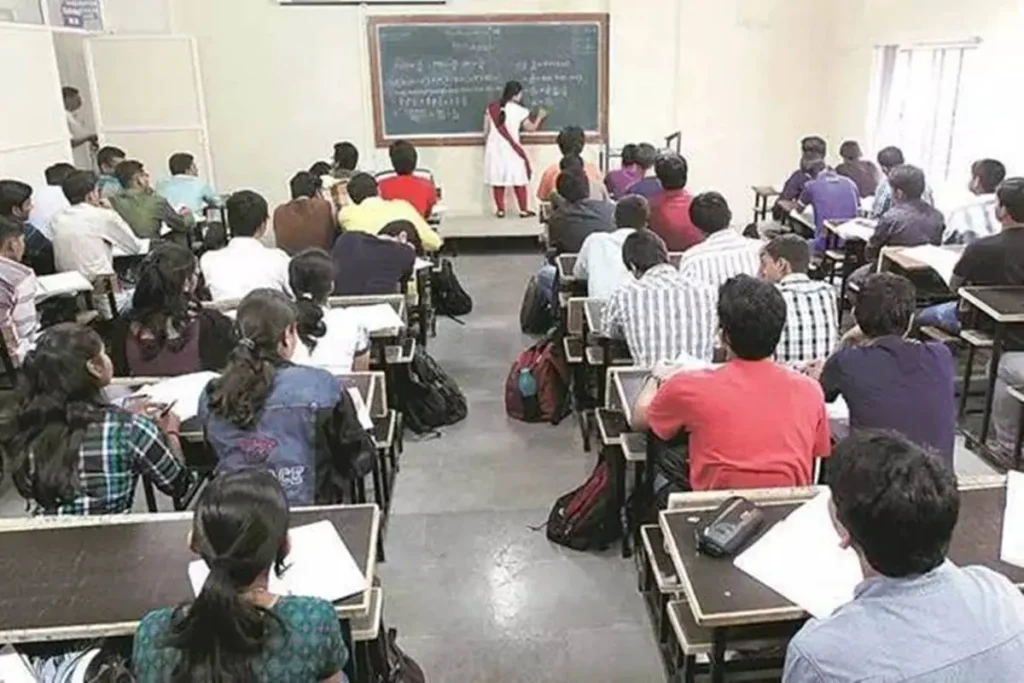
xmin=132 ymin=371 xmax=219 ymax=421
xmin=1000 ymin=471 xmax=1024 ymax=568
xmin=35 ymin=272 xmax=93 ymax=302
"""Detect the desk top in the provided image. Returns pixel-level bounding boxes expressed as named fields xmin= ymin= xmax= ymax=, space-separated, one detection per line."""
xmin=752 ymin=185 xmax=780 ymax=197
xmin=608 ymin=367 xmax=649 ymax=424
xmin=959 ymin=287 xmax=1024 ymax=324
xmin=584 ymin=299 xmax=605 ymax=335
xmin=557 ymin=254 xmax=578 ymax=282
xmin=660 ymin=480 xmax=1024 ymax=629
xmin=0 ymin=504 xmax=380 ymax=644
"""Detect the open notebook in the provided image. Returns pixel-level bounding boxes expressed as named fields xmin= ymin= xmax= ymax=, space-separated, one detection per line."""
xmin=1001 ymin=471 xmax=1024 ymax=568
xmin=131 ymin=372 xmax=219 ymax=421
xmin=897 ymin=244 xmax=964 ymax=288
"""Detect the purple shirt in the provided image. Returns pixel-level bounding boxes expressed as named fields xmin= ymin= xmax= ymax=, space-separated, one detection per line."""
xmin=624 ymin=176 xmax=663 ymax=200
xmin=780 ymin=169 xmax=811 ymax=201
xmin=821 ymin=336 xmax=955 ymax=466
xmin=799 ymin=170 xmax=860 ymax=251
xmin=605 ymin=166 xmax=643 ymax=200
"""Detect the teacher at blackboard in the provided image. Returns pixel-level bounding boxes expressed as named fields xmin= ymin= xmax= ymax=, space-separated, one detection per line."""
xmin=484 ymin=80 xmax=548 ymax=218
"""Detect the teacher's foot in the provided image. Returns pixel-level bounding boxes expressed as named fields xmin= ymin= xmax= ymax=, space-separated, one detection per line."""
xmin=495 ymin=210 xmax=506 ymax=219
xmin=519 ymin=210 xmax=537 ymax=218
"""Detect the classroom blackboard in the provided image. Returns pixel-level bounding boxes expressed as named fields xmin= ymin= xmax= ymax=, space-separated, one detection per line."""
xmin=367 ymin=14 xmax=609 ymax=146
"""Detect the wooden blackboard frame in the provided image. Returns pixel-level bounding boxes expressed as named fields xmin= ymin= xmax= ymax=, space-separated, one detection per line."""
xmin=367 ymin=13 xmax=610 ymax=147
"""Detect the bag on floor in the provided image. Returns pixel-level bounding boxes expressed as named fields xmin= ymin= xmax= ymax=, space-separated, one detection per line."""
xmin=399 ymin=346 xmax=467 ymax=434
xmin=504 ymin=333 xmax=570 ymax=425
xmin=368 ymin=625 xmax=427 ymax=683
xmin=519 ymin=274 xmax=553 ymax=334
xmin=545 ymin=459 xmax=621 ymax=551
xmin=432 ymin=258 xmax=472 ymax=317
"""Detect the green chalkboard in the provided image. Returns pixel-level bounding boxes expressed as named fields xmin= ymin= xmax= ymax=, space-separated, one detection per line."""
xmin=368 ymin=15 xmax=608 ymax=145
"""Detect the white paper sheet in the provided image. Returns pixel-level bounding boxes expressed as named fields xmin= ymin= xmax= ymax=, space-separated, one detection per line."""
xmin=830 ymin=218 xmax=877 ymax=242
xmin=1001 ymin=471 xmax=1024 ymax=568
xmin=132 ymin=371 xmax=219 ymax=421
xmin=0 ymin=645 xmax=39 ymax=683
xmin=112 ymin=238 xmax=150 ymax=258
xmin=898 ymin=244 xmax=964 ymax=288
xmin=340 ymin=303 xmax=404 ymax=333
xmin=188 ymin=520 xmax=368 ymax=603
xmin=35 ymin=271 xmax=93 ymax=302
xmin=734 ymin=492 xmax=864 ymax=619
xmin=414 ymin=257 xmax=434 ymax=271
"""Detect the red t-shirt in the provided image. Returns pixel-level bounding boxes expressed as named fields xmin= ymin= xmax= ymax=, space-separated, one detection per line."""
xmin=648 ymin=189 xmax=704 ymax=252
xmin=646 ymin=360 xmax=831 ymax=490
xmin=378 ymin=175 xmax=437 ymax=218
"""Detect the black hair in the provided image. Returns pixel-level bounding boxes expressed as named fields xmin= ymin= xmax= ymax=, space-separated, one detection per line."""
xmin=333 ymin=142 xmax=359 ymax=172
xmin=62 ymin=86 xmax=79 ymax=99
xmin=0 ymin=180 xmax=32 ymax=217
xmin=654 ymin=154 xmax=688 ymax=190
xmin=166 ymin=469 xmax=290 ymax=683
xmin=801 ymin=136 xmax=827 ymax=157
xmin=620 ymin=144 xmax=639 ymax=166
xmin=997 ymin=177 xmax=1024 ymax=223
xmin=615 ymin=195 xmax=649 ymax=229
xmin=289 ymin=171 xmax=320 ymax=200
xmin=288 ymin=248 xmax=333 ymax=352
xmin=839 ymin=140 xmax=862 ymax=162
xmin=226 ymin=190 xmax=269 ymax=238
xmin=0 ymin=215 xmax=25 ymax=249
xmin=379 ymin=219 xmax=423 ymax=254
xmin=634 ymin=143 xmax=657 ymax=170
xmin=830 ymin=430 xmax=958 ymax=577
xmin=308 ymin=161 xmax=331 ymax=177
xmin=0 ymin=324 xmax=108 ymax=512
xmin=62 ymin=170 xmax=98 ymax=204
xmin=689 ymin=191 xmax=732 ymax=235
xmin=347 ymin=173 xmax=378 ymax=205
xmin=114 ymin=160 xmax=145 ymax=190
xmin=718 ymin=275 xmax=786 ymax=360
xmin=763 ymin=234 xmax=811 ymax=274
xmin=855 ymin=272 xmax=915 ymax=338
xmin=556 ymin=169 xmax=589 ymax=204
xmin=621 ymin=228 xmax=668 ymax=274
xmin=497 ymin=80 xmax=524 ymax=125
xmin=389 ymin=140 xmax=418 ymax=176
xmin=559 ymin=154 xmax=584 ymax=172
xmin=877 ymin=145 xmax=905 ymax=170
xmin=556 ymin=125 xmax=585 ymax=156
xmin=169 ymin=152 xmax=195 ymax=175
xmin=128 ymin=242 xmax=200 ymax=360
xmin=207 ymin=289 xmax=296 ymax=430
xmin=972 ymin=159 xmax=1006 ymax=194
xmin=97 ymin=146 xmax=126 ymax=171
xmin=889 ymin=165 xmax=926 ymax=201
xmin=45 ymin=162 xmax=75 ymax=186
xmin=806 ymin=157 xmax=828 ymax=177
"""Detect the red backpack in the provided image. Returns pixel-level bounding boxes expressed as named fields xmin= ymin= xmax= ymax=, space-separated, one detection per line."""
xmin=504 ymin=334 xmax=571 ymax=425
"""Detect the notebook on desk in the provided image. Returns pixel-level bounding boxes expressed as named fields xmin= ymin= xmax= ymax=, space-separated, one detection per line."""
xmin=897 ymin=244 xmax=964 ymax=288
xmin=131 ymin=372 xmax=219 ymax=421
xmin=830 ymin=218 xmax=877 ymax=242
xmin=35 ymin=272 xmax=92 ymax=302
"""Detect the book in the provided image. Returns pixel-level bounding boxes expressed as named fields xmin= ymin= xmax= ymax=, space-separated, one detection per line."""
xmin=35 ymin=272 xmax=93 ymax=302
xmin=132 ymin=371 xmax=219 ymax=421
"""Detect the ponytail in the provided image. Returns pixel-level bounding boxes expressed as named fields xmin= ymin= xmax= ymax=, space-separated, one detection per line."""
xmin=287 ymin=248 xmax=334 ymax=352
xmin=294 ymin=295 xmax=326 ymax=352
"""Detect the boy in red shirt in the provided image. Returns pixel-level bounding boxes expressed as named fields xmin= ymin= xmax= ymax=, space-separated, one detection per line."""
xmin=378 ymin=140 xmax=437 ymax=219
xmin=632 ymin=274 xmax=831 ymax=490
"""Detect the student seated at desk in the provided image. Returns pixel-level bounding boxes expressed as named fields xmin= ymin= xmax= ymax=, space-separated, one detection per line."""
xmin=813 ymin=273 xmax=955 ymax=466
xmin=943 ymin=158 xmax=1006 ymax=245
xmin=604 ymin=143 xmax=641 ymax=199
xmin=339 ymin=173 xmax=442 ymax=253
xmin=536 ymin=125 xmax=603 ymax=201
xmin=106 ymin=243 xmax=236 ymax=376
xmin=602 ymin=229 xmax=718 ymax=367
xmin=624 ymin=143 xmax=661 ymax=199
xmin=156 ymin=152 xmax=221 ymax=216
xmin=633 ymin=275 xmax=830 ymax=490
xmin=328 ymin=141 xmax=359 ymax=210
xmin=770 ymin=136 xmax=827 ymax=220
xmin=648 ymin=153 xmax=703 ymax=252
xmin=109 ymin=160 xmax=194 ymax=243
xmin=133 ymin=469 xmax=349 ymax=683
xmin=573 ymin=195 xmax=648 ymax=300
xmin=201 ymin=190 xmax=291 ymax=301
xmin=0 ymin=178 xmax=55 ymax=276
xmin=96 ymin=146 xmax=126 ymax=200
xmin=871 ymin=146 xmax=935 ymax=219
xmin=28 ymin=162 xmax=73 ymax=244
xmin=547 ymin=168 xmax=614 ymax=254
xmin=332 ymin=220 xmax=418 ymax=296
xmin=835 ymin=140 xmax=880 ymax=199
xmin=548 ymin=154 xmax=610 ymax=206
xmin=759 ymin=235 xmax=837 ymax=365
xmin=783 ymin=431 xmax=1024 ymax=683
xmin=378 ymin=140 xmax=438 ymax=218
xmin=199 ymin=289 xmax=372 ymax=506
xmin=289 ymin=248 xmax=370 ymax=372
xmin=677 ymin=192 xmax=761 ymax=287
xmin=0 ymin=323 xmax=190 ymax=515
xmin=798 ymin=158 xmax=860 ymax=253
xmin=0 ymin=216 xmax=39 ymax=365
xmin=273 ymin=171 xmax=336 ymax=256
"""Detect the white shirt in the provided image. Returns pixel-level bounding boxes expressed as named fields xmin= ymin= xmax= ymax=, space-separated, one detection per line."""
xmin=51 ymin=203 xmax=144 ymax=279
xmin=28 ymin=185 xmax=70 ymax=240
xmin=943 ymin=194 xmax=999 ymax=245
xmin=200 ymin=237 xmax=291 ymax=302
xmin=66 ymin=110 xmax=94 ymax=170
xmin=574 ymin=228 xmax=635 ymax=300
xmin=291 ymin=306 xmax=370 ymax=373
xmin=677 ymin=229 xmax=762 ymax=288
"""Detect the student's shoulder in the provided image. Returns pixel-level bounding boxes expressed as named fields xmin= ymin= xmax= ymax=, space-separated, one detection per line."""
xmin=778 ymin=364 xmax=827 ymax=399
xmin=137 ymin=606 xmax=176 ymax=640
xmin=276 ymin=595 xmax=339 ymax=625
xmin=280 ymin=363 xmax=343 ymax=395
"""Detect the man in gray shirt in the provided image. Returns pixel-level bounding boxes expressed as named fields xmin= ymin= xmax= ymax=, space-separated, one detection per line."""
xmin=784 ymin=431 xmax=1024 ymax=682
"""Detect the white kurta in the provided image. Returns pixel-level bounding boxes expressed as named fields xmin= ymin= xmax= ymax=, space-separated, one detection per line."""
xmin=483 ymin=101 xmax=530 ymax=187
xmin=66 ymin=110 xmax=95 ymax=170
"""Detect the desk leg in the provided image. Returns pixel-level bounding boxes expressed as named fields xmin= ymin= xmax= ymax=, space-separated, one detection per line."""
xmin=354 ymin=640 xmax=371 ymax=683
xmin=416 ymin=270 xmax=429 ymax=349
xmin=631 ymin=460 xmax=646 ymax=554
xmin=611 ymin=445 xmax=631 ymax=559
xmin=710 ymin=627 xmax=728 ymax=683
xmin=980 ymin=324 xmax=1005 ymax=444
xmin=599 ymin=339 xmax=611 ymax=405
xmin=143 ymin=478 xmax=158 ymax=513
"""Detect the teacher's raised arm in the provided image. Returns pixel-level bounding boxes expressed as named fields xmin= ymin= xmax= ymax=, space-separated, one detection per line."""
xmin=482 ymin=80 xmax=547 ymax=218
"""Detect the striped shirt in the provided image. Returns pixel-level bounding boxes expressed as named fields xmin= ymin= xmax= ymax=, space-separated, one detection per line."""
xmin=677 ymin=229 xmax=762 ymax=288
xmin=0 ymin=255 xmax=39 ymax=365
xmin=943 ymin=194 xmax=999 ymax=245
xmin=775 ymin=274 xmax=838 ymax=365
xmin=601 ymin=263 xmax=718 ymax=367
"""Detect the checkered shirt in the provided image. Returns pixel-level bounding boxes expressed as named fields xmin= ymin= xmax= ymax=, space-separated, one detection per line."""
xmin=775 ymin=274 xmax=838 ymax=364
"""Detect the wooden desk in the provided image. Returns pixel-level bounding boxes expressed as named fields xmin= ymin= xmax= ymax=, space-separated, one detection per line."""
xmin=608 ymin=367 xmax=650 ymax=425
xmin=659 ymin=478 xmax=1023 ymax=682
xmin=0 ymin=504 xmax=380 ymax=644
xmin=751 ymin=185 xmax=779 ymax=223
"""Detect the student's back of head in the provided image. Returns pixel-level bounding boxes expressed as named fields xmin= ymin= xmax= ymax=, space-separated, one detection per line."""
xmin=556 ymin=125 xmax=585 ymax=156
xmin=718 ymin=275 xmax=786 ymax=360
xmin=333 ymin=141 xmax=359 ymax=172
xmin=689 ymin=191 xmax=732 ymax=236
xmin=226 ymin=190 xmax=269 ymax=238
xmin=114 ymin=160 xmax=146 ymax=190
xmin=559 ymin=154 xmax=584 ymax=172
xmin=829 ymin=430 xmax=958 ymax=577
xmin=289 ymin=171 xmax=320 ymax=200
xmin=839 ymin=140 xmax=863 ymax=162
xmin=389 ymin=140 xmax=418 ymax=176
xmin=45 ymin=162 xmax=76 ymax=187
xmin=877 ymin=146 xmax=905 ymax=173
xmin=62 ymin=170 xmax=98 ymax=205
xmin=655 ymin=154 xmax=688 ymax=191
xmin=855 ymin=272 xmax=915 ymax=338
xmin=347 ymin=173 xmax=379 ymax=205
xmin=288 ymin=248 xmax=333 ymax=352
xmin=0 ymin=180 xmax=31 ymax=217
xmin=761 ymin=234 xmax=811 ymax=281
xmin=129 ymin=242 xmax=200 ymax=353
xmin=0 ymin=216 xmax=24 ymax=261
xmin=620 ymin=144 xmax=639 ymax=167
xmin=169 ymin=152 xmax=195 ymax=176
xmin=615 ymin=195 xmax=649 ymax=229
xmin=622 ymin=228 xmax=668 ymax=277
xmin=308 ymin=161 xmax=331 ymax=177
xmin=379 ymin=219 xmax=422 ymax=254
xmin=634 ymin=143 xmax=657 ymax=172
xmin=971 ymin=159 xmax=1006 ymax=195
xmin=801 ymin=136 xmax=827 ymax=157
xmin=997 ymin=177 xmax=1024 ymax=224
xmin=97 ymin=146 xmax=126 ymax=173
xmin=556 ymin=168 xmax=589 ymax=204
xmin=805 ymin=157 xmax=828 ymax=178
xmin=888 ymin=165 xmax=927 ymax=201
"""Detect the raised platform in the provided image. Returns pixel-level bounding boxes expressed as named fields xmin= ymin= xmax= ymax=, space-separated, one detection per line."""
xmin=440 ymin=214 xmax=544 ymax=240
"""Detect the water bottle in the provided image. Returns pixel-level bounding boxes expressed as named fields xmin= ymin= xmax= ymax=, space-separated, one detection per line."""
xmin=518 ymin=368 xmax=540 ymax=420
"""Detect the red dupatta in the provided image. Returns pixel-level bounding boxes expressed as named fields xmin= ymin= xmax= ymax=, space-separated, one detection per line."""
xmin=487 ymin=100 xmax=532 ymax=178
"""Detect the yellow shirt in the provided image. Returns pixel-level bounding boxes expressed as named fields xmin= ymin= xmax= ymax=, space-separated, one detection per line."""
xmin=338 ymin=196 xmax=442 ymax=252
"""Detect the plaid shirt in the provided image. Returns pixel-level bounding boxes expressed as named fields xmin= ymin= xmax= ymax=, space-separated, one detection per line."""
xmin=775 ymin=274 xmax=838 ymax=364
xmin=30 ymin=410 xmax=187 ymax=515
xmin=677 ymin=229 xmax=762 ymax=288
xmin=601 ymin=264 xmax=718 ymax=367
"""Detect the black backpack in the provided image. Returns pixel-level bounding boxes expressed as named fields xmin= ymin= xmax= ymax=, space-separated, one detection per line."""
xmin=545 ymin=460 xmax=621 ymax=551
xmin=432 ymin=258 xmax=472 ymax=317
xmin=399 ymin=346 xmax=468 ymax=434
xmin=519 ymin=275 xmax=553 ymax=334
xmin=368 ymin=625 xmax=427 ymax=683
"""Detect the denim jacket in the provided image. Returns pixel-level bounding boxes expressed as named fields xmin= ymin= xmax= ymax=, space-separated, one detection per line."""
xmin=199 ymin=364 xmax=371 ymax=506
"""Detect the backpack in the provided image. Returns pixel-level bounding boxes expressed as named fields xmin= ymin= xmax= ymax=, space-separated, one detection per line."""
xmin=519 ymin=274 xmax=553 ymax=334
xmin=368 ymin=625 xmax=427 ymax=683
xmin=399 ymin=346 xmax=468 ymax=434
xmin=432 ymin=258 xmax=472 ymax=317
xmin=504 ymin=333 xmax=570 ymax=425
xmin=545 ymin=459 xmax=621 ymax=551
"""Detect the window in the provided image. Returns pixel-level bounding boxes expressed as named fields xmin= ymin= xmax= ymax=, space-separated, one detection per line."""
xmin=867 ymin=42 xmax=978 ymax=186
